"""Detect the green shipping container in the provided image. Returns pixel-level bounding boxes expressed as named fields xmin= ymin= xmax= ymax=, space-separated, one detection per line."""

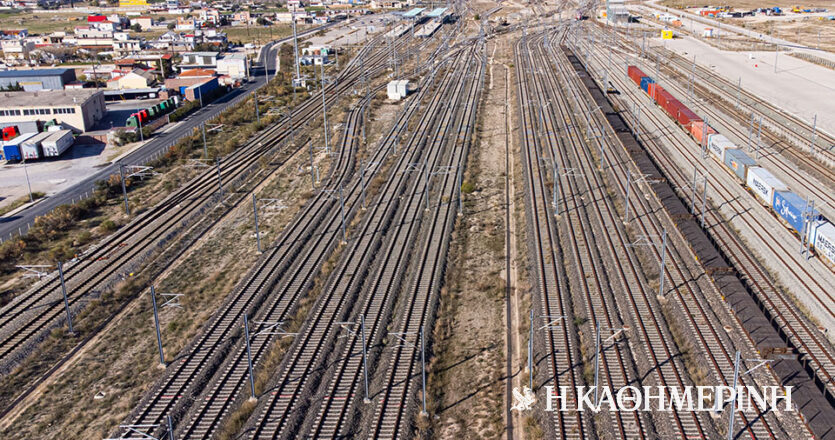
xmin=159 ymin=101 xmax=169 ymax=112
xmin=126 ymin=116 xmax=138 ymax=127
xmin=148 ymin=106 xmax=157 ymax=118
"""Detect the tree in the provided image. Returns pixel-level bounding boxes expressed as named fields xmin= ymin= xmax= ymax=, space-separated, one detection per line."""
xmin=131 ymin=23 xmax=142 ymax=32
xmin=167 ymin=23 xmax=176 ymax=30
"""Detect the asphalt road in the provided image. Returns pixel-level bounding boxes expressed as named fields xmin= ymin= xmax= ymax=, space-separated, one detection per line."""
xmin=0 ymin=24 xmax=330 ymax=242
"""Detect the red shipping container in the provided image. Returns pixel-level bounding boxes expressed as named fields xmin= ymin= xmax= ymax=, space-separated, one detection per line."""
xmin=689 ymin=120 xmax=716 ymax=144
xmin=2 ymin=126 xmax=19 ymax=141
xmin=677 ymin=107 xmax=700 ymax=128
xmin=627 ymin=66 xmax=647 ymax=87
xmin=647 ymin=82 xmax=659 ymax=101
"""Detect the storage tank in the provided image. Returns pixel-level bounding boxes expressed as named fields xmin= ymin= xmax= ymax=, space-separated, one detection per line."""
xmin=707 ymin=134 xmax=736 ymax=161
xmin=41 ymin=130 xmax=74 ymax=158
xmin=746 ymin=167 xmax=788 ymax=206
xmin=723 ymin=148 xmax=756 ymax=181
xmin=21 ymin=131 xmax=51 ymax=160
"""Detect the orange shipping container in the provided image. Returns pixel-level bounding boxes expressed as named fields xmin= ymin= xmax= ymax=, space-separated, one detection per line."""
xmin=690 ymin=120 xmax=716 ymax=145
xmin=671 ymin=19 xmax=683 ymax=27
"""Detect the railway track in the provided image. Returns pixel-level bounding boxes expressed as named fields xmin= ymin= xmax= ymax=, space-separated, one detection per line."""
xmin=559 ymin=28 xmax=806 ymax=438
xmin=361 ymin=39 xmax=483 ymax=440
xmin=0 ymin=30 xmax=386 ymax=383
xmin=568 ymin=22 xmax=826 ymax=438
xmin=109 ymin=33 xmax=418 ymax=438
xmin=583 ymin=25 xmax=835 ymax=402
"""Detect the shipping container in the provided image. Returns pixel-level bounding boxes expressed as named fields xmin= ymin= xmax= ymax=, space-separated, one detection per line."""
xmin=139 ymin=109 xmax=149 ymax=122
xmin=689 ymin=120 xmax=715 ymax=144
xmin=640 ymin=76 xmax=655 ymax=93
xmin=807 ymin=220 xmax=835 ymax=267
xmin=21 ymin=131 xmax=51 ymax=160
xmin=724 ymin=148 xmax=756 ymax=181
xmin=148 ymin=106 xmax=157 ymax=118
xmin=707 ymin=134 xmax=737 ymax=162
xmin=746 ymin=167 xmax=788 ymax=206
xmin=126 ymin=115 xmax=138 ymax=128
xmin=773 ymin=190 xmax=820 ymax=234
xmin=41 ymin=130 xmax=73 ymax=158
xmin=172 ymin=96 xmax=180 ymax=106
xmin=627 ymin=66 xmax=648 ymax=86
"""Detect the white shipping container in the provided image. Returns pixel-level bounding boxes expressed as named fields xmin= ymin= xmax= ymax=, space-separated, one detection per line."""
xmin=41 ymin=130 xmax=73 ymax=157
xmin=746 ymin=167 xmax=788 ymax=205
xmin=20 ymin=131 xmax=51 ymax=160
xmin=807 ymin=220 xmax=835 ymax=267
xmin=387 ymin=80 xmax=401 ymax=100
xmin=707 ymin=134 xmax=736 ymax=162
xmin=396 ymin=80 xmax=410 ymax=99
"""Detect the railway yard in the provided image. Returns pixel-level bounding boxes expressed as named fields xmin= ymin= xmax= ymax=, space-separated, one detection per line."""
xmin=0 ymin=0 xmax=834 ymax=439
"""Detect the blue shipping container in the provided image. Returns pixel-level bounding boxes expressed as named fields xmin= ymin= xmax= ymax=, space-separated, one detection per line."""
xmin=723 ymin=148 xmax=756 ymax=181
xmin=640 ymin=76 xmax=655 ymax=93
xmin=2 ymin=144 xmax=21 ymax=161
xmin=773 ymin=190 xmax=820 ymax=234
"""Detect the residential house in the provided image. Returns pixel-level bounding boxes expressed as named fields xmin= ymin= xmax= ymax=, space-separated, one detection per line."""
xmin=133 ymin=16 xmax=154 ymax=30
xmin=107 ymin=68 xmax=156 ymax=89
xmin=1 ymin=39 xmax=34 ymax=60
xmin=199 ymin=8 xmax=221 ymax=25
xmin=216 ymin=52 xmax=247 ymax=79
xmin=178 ymin=51 xmax=218 ymax=71
xmin=176 ymin=16 xmax=196 ymax=31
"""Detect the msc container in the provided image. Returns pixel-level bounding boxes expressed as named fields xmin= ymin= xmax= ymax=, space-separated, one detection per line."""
xmin=724 ymin=148 xmax=756 ymax=181
xmin=807 ymin=220 xmax=835 ymax=267
xmin=640 ymin=76 xmax=655 ymax=93
xmin=21 ymin=131 xmax=51 ymax=160
xmin=746 ymin=167 xmax=788 ymax=206
xmin=41 ymin=130 xmax=73 ymax=158
xmin=689 ymin=120 xmax=715 ymax=144
xmin=707 ymin=134 xmax=736 ymax=161
xmin=773 ymin=190 xmax=820 ymax=234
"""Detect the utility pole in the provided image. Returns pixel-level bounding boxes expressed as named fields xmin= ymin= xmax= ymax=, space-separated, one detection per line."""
xmin=593 ymin=320 xmax=601 ymax=406
xmin=201 ymin=123 xmax=208 ymax=158
xmin=119 ymin=162 xmax=130 ymax=215
xmin=528 ymin=308 xmax=533 ymax=390
xmin=150 ymin=286 xmax=165 ymax=367
xmin=658 ymin=229 xmax=668 ymax=297
xmin=320 ymin=61 xmax=330 ymax=154
xmin=243 ymin=314 xmax=257 ymax=400
xmin=58 ymin=262 xmax=74 ymax=334
xmin=22 ymin=158 xmax=33 ymax=203
xmin=291 ymin=9 xmax=300 ymax=82
xmin=253 ymin=194 xmax=261 ymax=253
xmin=727 ymin=351 xmax=741 ymax=440
xmin=254 ymin=89 xmax=260 ymax=125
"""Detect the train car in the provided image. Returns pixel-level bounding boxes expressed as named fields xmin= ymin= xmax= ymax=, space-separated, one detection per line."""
xmin=148 ymin=106 xmax=157 ymax=118
xmin=746 ymin=167 xmax=788 ymax=206
xmin=773 ymin=190 xmax=820 ymax=235
xmin=807 ymin=219 xmax=835 ymax=267
xmin=707 ymin=134 xmax=736 ymax=162
xmin=723 ymin=148 xmax=756 ymax=181
xmin=139 ymin=109 xmax=149 ymax=122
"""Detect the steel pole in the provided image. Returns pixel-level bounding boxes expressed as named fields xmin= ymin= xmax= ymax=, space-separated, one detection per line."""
xmin=624 ymin=172 xmax=632 ymax=223
xmin=810 ymin=114 xmax=818 ymax=155
xmin=252 ymin=194 xmax=261 ymax=253
xmin=201 ymin=123 xmax=208 ymax=158
xmin=593 ymin=320 xmax=601 ymax=406
xmin=244 ymin=314 xmax=256 ymax=400
xmin=691 ymin=168 xmax=698 ymax=214
xmin=528 ymin=308 xmax=533 ymax=390
xmin=727 ymin=351 xmax=741 ymax=440
xmin=119 ymin=162 xmax=130 ymax=215
xmin=553 ymin=164 xmax=559 ymax=215
xmin=150 ymin=286 xmax=165 ymax=366
xmin=167 ymin=415 xmax=175 ymax=440
xmin=254 ymin=89 xmax=260 ymax=125
xmin=320 ymin=61 xmax=330 ymax=154
xmin=215 ymin=157 xmax=223 ymax=197
xmin=735 ymin=77 xmax=741 ymax=109
xmin=421 ymin=326 xmax=428 ymax=416
xmin=701 ymin=180 xmax=708 ymax=228
xmin=361 ymin=162 xmax=367 ymax=210
xmin=338 ymin=187 xmax=346 ymax=243
xmin=361 ymin=315 xmax=370 ymax=403
xmin=659 ymin=229 xmax=668 ymax=297
xmin=22 ymin=158 xmax=33 ymax=202
xmin=58 ymin=262 xmax=74 ymax=334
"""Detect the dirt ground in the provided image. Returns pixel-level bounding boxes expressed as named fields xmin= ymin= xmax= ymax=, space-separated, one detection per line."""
xmin=740 ymin=17 xmax=835 ymax=51
xmin=660 ymin=0 xmax=834 ymax=9
xmin=428 ymin=34 xmax=516 ymax=439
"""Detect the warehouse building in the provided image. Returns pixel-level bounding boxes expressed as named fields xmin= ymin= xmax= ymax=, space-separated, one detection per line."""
xmin=0 ymin=68 xmax=77 ymax=91
xmin=0 ymin=89 xmax=106 ymax=132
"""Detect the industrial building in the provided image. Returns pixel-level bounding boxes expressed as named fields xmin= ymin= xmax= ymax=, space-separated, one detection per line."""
xmin=0 ymin=68 xmax=77 ymax=91
xmin=0 ymin=89 xmax=106 ymax=132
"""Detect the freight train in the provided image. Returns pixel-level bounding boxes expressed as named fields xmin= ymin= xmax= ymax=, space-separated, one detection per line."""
xmin=125 ymin=96 xmax=180 ymax=129
xmin=627 ymin=65 xmax=835 ymax=268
